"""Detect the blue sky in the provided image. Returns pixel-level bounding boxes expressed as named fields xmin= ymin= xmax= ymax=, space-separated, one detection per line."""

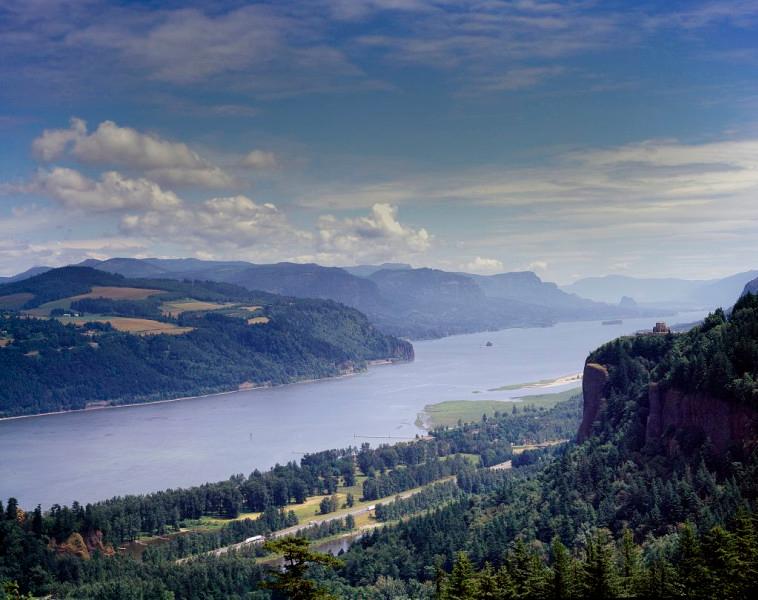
xmin=2 ymin=0 xmax=758 ymax=282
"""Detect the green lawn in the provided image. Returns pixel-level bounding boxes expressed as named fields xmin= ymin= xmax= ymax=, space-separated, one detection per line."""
xmin=418 ymin=388 xmax=582 ymax=428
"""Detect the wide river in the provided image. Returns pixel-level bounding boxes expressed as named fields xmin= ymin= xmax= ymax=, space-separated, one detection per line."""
xmin=1 ymin=312 xmax=705 ymax=508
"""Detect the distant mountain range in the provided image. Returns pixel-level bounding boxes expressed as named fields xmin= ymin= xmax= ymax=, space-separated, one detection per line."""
xmin=36 ymin=257 xmax=660 ymax=339
xmin=0 ymin=266 xmax=52 ymax=284
xmin=563 ymin=270 xmax=758 ymax=309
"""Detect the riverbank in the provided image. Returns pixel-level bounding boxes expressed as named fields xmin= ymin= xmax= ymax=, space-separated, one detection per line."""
xmin=486 ymin=372 xmax=582 ymax=392
xmin=1 ymin=312 xmax=708 ymax=509
xmin=0 ymin=358 xmax=407 ymax=423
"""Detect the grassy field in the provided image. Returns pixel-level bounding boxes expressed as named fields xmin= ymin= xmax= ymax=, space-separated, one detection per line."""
xmin=80 ymin=286 xmax=165 ymax=300
xmin=56 ymin=316 xmax=194 ymax=336
xmin=28 ymin=286 xmax=166 ymax=316
xmin=0 ymin=292 xmax=34 ymax=310
xmin=418 ymin=387 xmax=581 ymax=428
xmin=160 ymin=299 xmax=233 ymax=317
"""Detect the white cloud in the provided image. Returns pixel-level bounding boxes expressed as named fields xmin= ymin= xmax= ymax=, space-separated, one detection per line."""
xmin=120 ymin=200 xmax=431 ymax=266
xmin=145 ymin=167 xmax=235 ymax=188
xmin=473 ymin=66 xmax=566 ymax=92
xmin=241 ymin=150 xmax=278 ymax=170
xmin=65 ymin=5 xmax=366 ymax=94
xmin=120 ymin=195 xmax=310 ymax=251
xmin=314 ymin=203 xmax=431 ymax=263
xmin=32 ymin=117 xmax=86 ymax=161
xmin=464 ymin=256 xmax=504 ymax=274
xmin=31 ymin=118 xmax=234 ymax=188
xmin=29 ymin=167 xmax=182 ymax=212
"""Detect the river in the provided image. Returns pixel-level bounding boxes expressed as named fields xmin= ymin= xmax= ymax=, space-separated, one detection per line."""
xmin=0 ymin=312 xmax=705 ymax=508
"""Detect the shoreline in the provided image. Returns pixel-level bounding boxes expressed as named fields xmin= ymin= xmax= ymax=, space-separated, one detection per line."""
xmin=0 ymin=358 xmax=406 ymax=423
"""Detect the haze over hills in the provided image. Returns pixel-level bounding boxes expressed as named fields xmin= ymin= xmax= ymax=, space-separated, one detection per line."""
xmin=0 ymin=266 xmax=52 ymax=284
xmin=743 ymin=275 xmax=758 ymax=297
xmin=342 ymin=263 xmax=412 ymax=277
xmin=563 ymin=270 xmax=758 ymax=309
xmin=66 ymin=257 xmax=659 ymax=339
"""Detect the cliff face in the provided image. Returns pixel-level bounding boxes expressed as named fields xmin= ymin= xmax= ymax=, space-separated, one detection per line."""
xmin=646 ymin=384 xmax=757 ymax=454
xmin=578 ymin=359 xmax=757 ymax=452
xmin=578 ymin=362 xmax=609 ymax=442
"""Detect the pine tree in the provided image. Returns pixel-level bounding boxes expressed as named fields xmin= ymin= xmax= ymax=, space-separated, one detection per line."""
xmin=617 ymin=529 xmax=642 ymax=598
xmin=549 ymin=538 xmax=575 ymax=599
xmin=476 ymin=563 xmax=501 ymax=600
xmin=675 ymin=522 xmax=705 ymax=596
xmin=701 ymin=526 xmax=742 ymax=599
xmin=263 ymin=537 xmax=342 ymax=600
xmin=581 ymin=530 xmax=620 ymax=599
xmin=444 ymin=551 xmax=478 ymax=600
xmin=732 ymin=509 xmax=758 ymax=597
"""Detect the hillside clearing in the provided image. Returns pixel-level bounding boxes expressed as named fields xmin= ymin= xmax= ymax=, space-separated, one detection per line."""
xmin=247 ymin=316 xmax=270 ymax=325
xmin=56 ymin=316 xmax=194 ymax=335
xmin=160 ymin=299 xmax=233 ymax=317
xmin=28 ymin=286 xmax=166 ymax=316
xmin=0 ymin=292 xmax=34 ymax=309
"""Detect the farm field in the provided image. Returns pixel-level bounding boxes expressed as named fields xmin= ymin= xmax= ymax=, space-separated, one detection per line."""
xmin=56 ymin=316 xmax=194 ymax=335
xmin=160 ymin=299 xmax=233 ymax=317
xmin=0 ymin=292 xmax=35 ymax=309
xmin=27 ymin=286 xmax=166 ymax=316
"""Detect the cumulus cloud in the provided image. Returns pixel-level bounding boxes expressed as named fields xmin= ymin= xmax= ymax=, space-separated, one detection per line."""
xmin=314 ymin=203 xmax=431 ymax=263
xmin=241 ymin=150 xmax=278 ymax=170
xmin=119 ymin=200 xmax=431 ymax=265
xmin=121 ymin=195 xmax=311 ymax=251
xmin=29 ymin=167 xmax=182 ymax=212
xmin=464 ymin=256 xmax=504 ymax=274
xmin=145 ymin=167 xmax=234 ymax=188
xmin=31 ymin=117 xmax=87 ymax=161
xmin=31 ymin=118 xmax=234 ymax=188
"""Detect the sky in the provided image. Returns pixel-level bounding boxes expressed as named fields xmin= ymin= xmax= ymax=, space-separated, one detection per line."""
xmin=1 ymin=0 xmax=758 ymax=284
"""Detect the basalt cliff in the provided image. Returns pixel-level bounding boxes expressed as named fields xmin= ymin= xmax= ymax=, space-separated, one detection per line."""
xmin=578 ymin=294 xmax=758 ymax=454
xmin=579 ymin=359 xmax=758 ymax=454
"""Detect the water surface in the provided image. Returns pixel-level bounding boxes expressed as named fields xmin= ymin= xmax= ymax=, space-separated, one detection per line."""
xmin=0 ymin=312 xmax=705 ymax=508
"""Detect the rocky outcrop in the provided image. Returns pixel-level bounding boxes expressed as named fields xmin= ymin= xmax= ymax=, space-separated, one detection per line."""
xmin=52 ymin=529 xmax=114 ymax=560
xmin=57 ymin=533 xmax=90 ymax=560
xmin=578 ymin=362 xmax=609 ymax=442
xmin=646 ymin=384 xmax=758 ymax=454
xmin=391 ymin=338 xmax=415 ymax=362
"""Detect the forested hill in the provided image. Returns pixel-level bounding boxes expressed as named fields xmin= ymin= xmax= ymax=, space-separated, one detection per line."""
xmin=0 ymin=267 xmax=413 ymax=417
xmin=581 ymin=291 xmax=758 ymax=449
xmin=0 ymin=297 xmax=757 ymax=597
xmin=314 ymin=295 xmax=758 ymax=598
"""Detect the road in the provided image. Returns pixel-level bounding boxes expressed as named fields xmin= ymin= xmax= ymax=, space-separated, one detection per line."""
xmin=179 ymin=481 xmax=451 ymax=563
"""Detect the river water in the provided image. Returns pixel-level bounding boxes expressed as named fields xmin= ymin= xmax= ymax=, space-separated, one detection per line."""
xmin=0 ymin=312 xmax=705 ymax=508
